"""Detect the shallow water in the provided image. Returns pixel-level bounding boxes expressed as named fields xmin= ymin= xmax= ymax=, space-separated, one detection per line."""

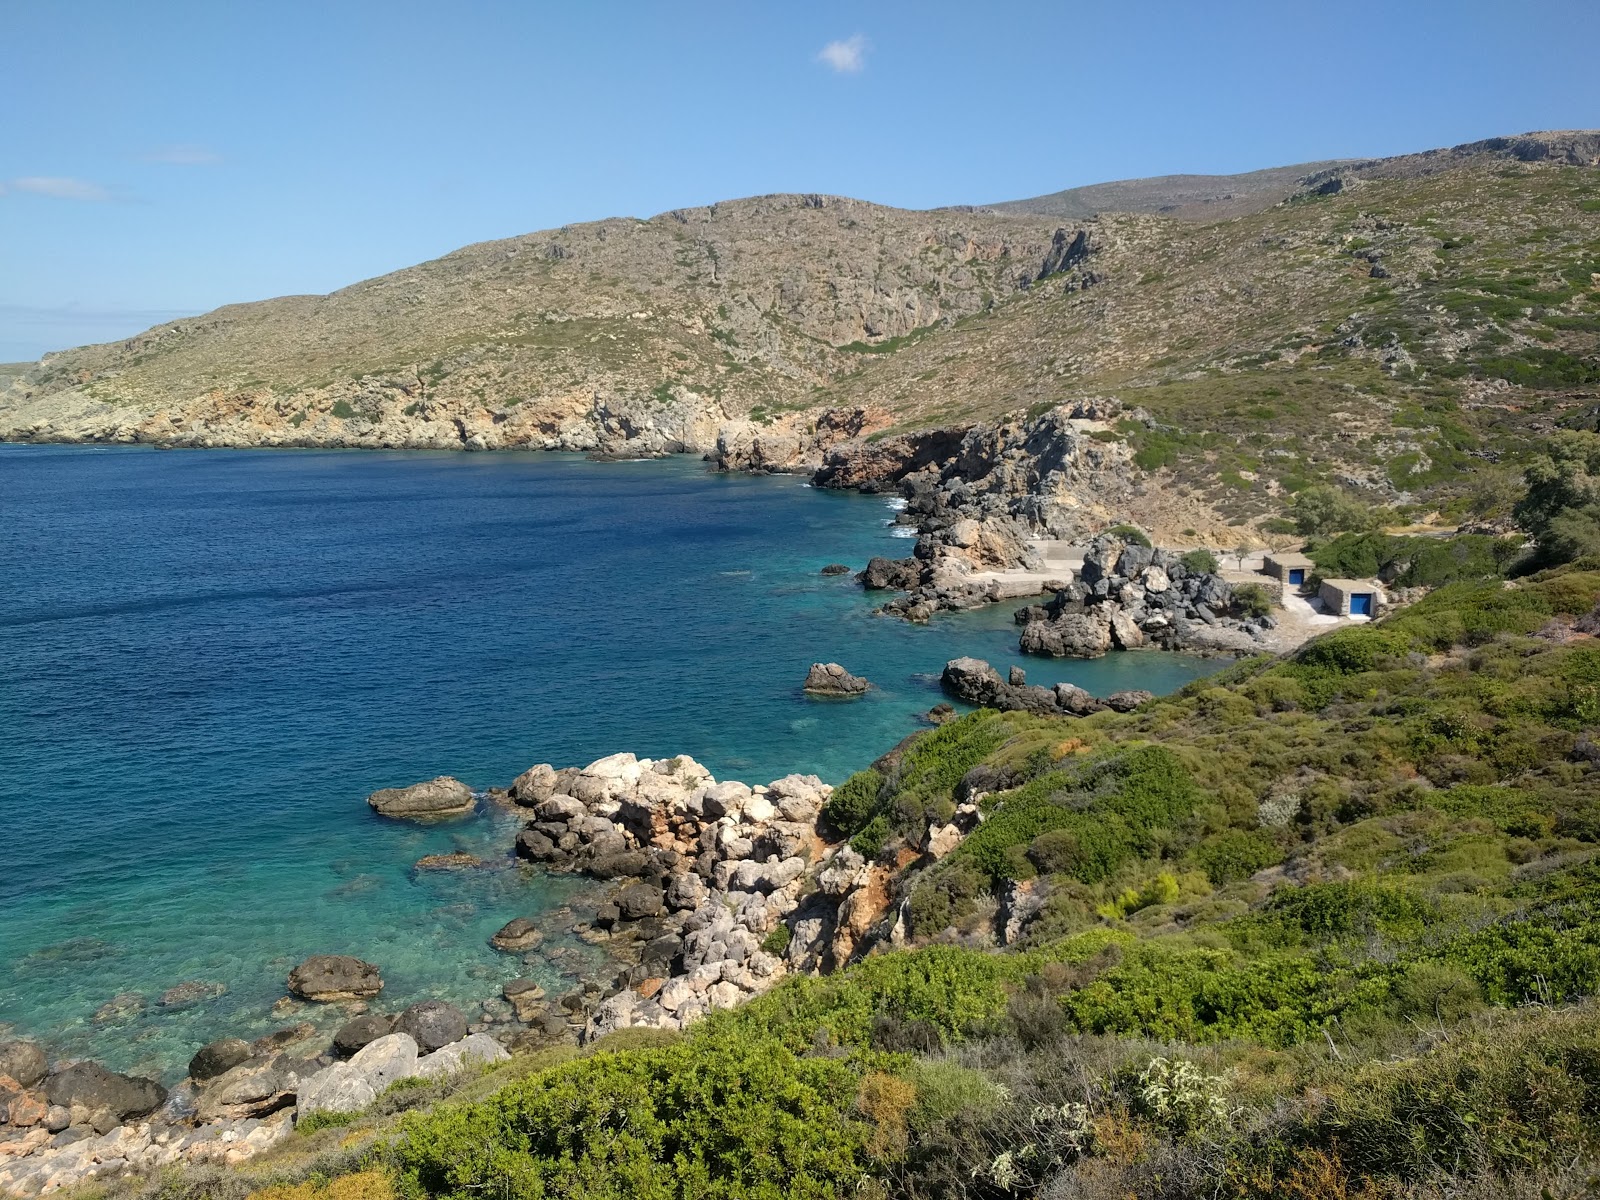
xmin=0 ymin=445 xmax=1222 ymax=1077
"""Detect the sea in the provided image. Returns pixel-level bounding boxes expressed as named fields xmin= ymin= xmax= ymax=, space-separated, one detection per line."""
xmin=0 ymin=444 xmax=1222 ymax=1079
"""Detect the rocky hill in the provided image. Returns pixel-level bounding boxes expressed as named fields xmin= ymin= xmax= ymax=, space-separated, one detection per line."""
xmin=983 ymin=159 xmax=1351 ymax=221
xmin=4 ymin=130 xmax=1598 ymax=545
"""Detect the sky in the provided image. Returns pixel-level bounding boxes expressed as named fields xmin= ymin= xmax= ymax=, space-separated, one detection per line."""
xmin=2 ymin=0 xmax=1597 ymax=362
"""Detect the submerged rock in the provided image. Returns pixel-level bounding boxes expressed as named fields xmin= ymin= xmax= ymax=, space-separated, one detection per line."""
xmin=489 ymin=918 xmax=545 ymax=952
xmin=287 ymin=955 xmax=383 ymax=1002
xmin=366 ymin=776 xmax=475 ymax=820
xmin=159 ymin=980 xmax=227 ymax=1009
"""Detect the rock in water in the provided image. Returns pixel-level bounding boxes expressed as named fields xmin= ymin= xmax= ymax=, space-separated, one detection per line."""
xmin=489 ymin=917 xmax=544 ymax=952
xmin=188 ymin=1038 xmax=252 ymax=1082
xmin=287 ymin=955 xmax=383 ymax=1001
xmin=502 ymin=979 xmax=547 ymax=1022
xmin=819 ymin=563 xmax=851 ymax=576
xmin=858 ymin=556 xmax=920 ymax=590
xmin=44 ymin=1062 xmax=167 ymax=1120
xmin=366 ymin=776 xmax=475 ymax=820
xmin=0 ymin=1041 xmax=47 ymax=1089
xmin=940 ymin=657 xmax=1004 ymax=705
xmin=414 ymin=852 xmax=488 ymax=871
xmin=394 ymin=1000 xmax=468 ymax=1053
xmin=333 ymin=1013 xmax=395 ymax=1057
xmin=803 ymin=662 xmax=869 ymax=696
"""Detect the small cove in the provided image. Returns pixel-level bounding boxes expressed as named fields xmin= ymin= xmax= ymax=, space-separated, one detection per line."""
xmin=0 ymin=444 xmax=1225 ymax=1077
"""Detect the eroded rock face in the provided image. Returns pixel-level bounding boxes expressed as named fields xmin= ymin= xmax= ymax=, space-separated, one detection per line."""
xmin=349 ymin=1033 xmax=419 ymax=1091
xmin=194 ymin=1056 xmax=300 ymax=1123
xmin=802 ymin=662 xmax=869 ymax=696
xmin=287 ymin=955 xmax=383 ymax=1002
xmin=415 ymin=1034 xmax=508 ymax=1079
xmin=366 ymin=776 xmax=475 ymax=819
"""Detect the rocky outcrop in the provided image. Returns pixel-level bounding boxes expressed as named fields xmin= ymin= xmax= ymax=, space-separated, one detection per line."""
xmin=939 ymin=657 xmax=1128 ymax=717
xmin=802 ymin=663 xmax=869 ymax=696
xmin=1015 ymin=534 xmax=1267 ymax=658
xmin=286 ymin=955 xmax=383 ymax=1002
xmin=366 ymin=776 xmax=475 ymax=819
xmin=331 ymin=1014 xmax=394 ymax=1058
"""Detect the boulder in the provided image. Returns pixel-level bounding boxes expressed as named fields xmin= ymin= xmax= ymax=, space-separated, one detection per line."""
xmin=820 ymin=563 xmax=852 ymax=576
xmin=701 ymin=781 xmax=751 ymax=820
xmin=394 ymin=1001 xmax=468 ymax=1053
xmin=1020 ymin=613 xmax=1113 ymax=658
xmin=502 ymin=980 xmax=547 ymax=1023
xmin=1109 ymin=609 xmax=1145 ymax=650
xmin=514 ymin=828 xmax=560 ymax=862
xmin=45 ymin=1062 xmax=166 ymax=1121
xmin=188 ymin=1038 xmax=252 ymax=1082
xmin=489 ymin=918 xmax=545 ymax=952
xmin=940 ymin=656 xmax=1004 ymax=705
xmin=414 ymin=1034 xmax=510 ymax=1080
xmin=0 ymin=1042 xmax=47 ymax=1090
xmin=332 ymin=1013 xmax=394 ymax=1058
xmin=617 ymin=885 xmax=664 ymax=920
xmin=366 ymin=776 xmax=475 ymax=820
xmin=508 ymin=763 xmax=559 ymax=807
xmin=802 ymin=662 xmax=869 ymax=696
xmin=193 ymin=1055 xmax=297 ymax=1122
xmin=296 ymin=1062 xmax=375 ymax=1118
xmin=349 ymin=1032 xmax=419 ymax=1091
xmin=287 ymin=955 xmax=383 ymax=1001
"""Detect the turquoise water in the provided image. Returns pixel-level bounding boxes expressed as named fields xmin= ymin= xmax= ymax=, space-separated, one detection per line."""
xmin=0 ymin=445 xmax=1221 ymax=1079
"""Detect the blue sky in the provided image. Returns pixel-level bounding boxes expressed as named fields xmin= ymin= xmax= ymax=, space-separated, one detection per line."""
xmin=2 ymin=0 xmax=1596 ymax=362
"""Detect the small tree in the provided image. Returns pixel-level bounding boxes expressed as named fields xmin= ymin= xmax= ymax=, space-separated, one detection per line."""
xmin=1288 ymin=485 xmax=1376 ymax=538
xmin=1515 ymin=431 xmax=1600 ymax=565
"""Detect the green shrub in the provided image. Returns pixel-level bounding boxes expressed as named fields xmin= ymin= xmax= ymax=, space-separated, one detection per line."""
xmin=393 ymin=1032 xmax=873 ymax=1199
xmin=1194 ymin=829 xmax=1281 ymax=884
xmin=1231 ymin=582 xmax=1277 ymax=619
xmin=822 ymin=769 xmax=882 ymax=837
xmin=1107 ymin=524 xmax=1153 ymax=547
xmin=1181 ymin=548 xmax=1220 ymax=575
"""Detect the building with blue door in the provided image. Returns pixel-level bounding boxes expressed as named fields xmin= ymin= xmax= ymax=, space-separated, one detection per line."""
xmin=1263 ymin=552 xmax=1315 ymax=589
xmin=1319 ymin=578 xmax=1382 ymax=618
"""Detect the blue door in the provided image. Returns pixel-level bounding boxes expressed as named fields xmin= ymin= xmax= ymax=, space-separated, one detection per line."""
xmin=1288 ymin=568 xmax=1305 ymax=586
xmin=1350 ymin=593 xmax=1372 ymax=616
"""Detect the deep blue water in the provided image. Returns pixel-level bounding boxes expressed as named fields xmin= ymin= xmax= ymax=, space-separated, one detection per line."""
xmin=0 ymin=445 xmax=1221 ymax=1078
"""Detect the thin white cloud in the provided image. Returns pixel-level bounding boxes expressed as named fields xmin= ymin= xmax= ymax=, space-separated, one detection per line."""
xmin=142 ymin=144 xmax=222 ymax=165
xmin=5 ymin=176 xmax=112 ymax=202
xmin=818 ymin=34 xmax=868 ymax=73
